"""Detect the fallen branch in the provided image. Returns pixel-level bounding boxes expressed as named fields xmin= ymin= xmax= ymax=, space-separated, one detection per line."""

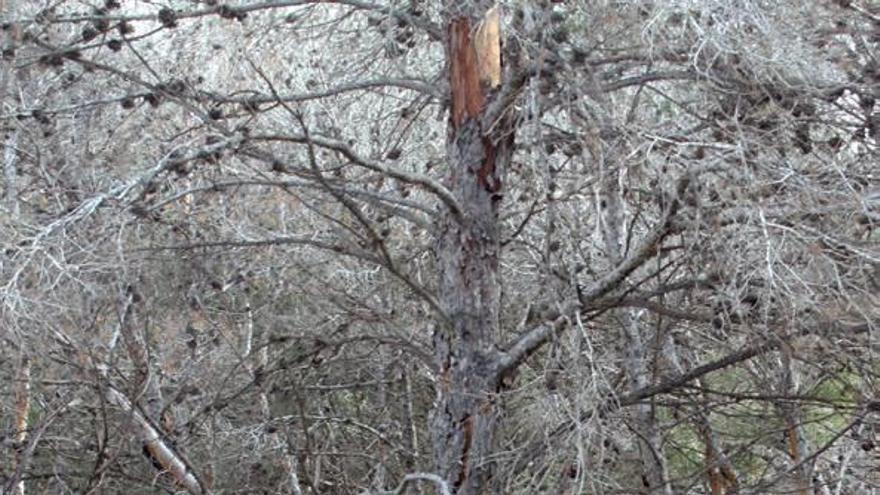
xmin=105 ymin=387 xmax=209 ymax=495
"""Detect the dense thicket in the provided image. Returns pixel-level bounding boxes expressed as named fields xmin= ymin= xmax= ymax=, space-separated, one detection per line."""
xmin=1 ymin=1 xmax=879 ymax=494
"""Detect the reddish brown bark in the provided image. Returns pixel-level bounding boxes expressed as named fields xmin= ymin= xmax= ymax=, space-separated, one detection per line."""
xmin=700 ymin=422 xmax=738 ymax=495
xmin=785 ymin=424 xmax=811 ymax=495
xmin=449 ymin=19 xmax=485 ymax=130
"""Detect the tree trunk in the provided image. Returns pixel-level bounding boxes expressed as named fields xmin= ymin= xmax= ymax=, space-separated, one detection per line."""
xmin=10 ymin=354 xmax=30 ymax=495
xmin=430 ymin=5 xmax=513 ymax=493
xmin=777 ymin=349 xmax=813 ymax=495
xmin=243 ymin=298 xmax=302 ymax=495
xmin=623 ymin=313 xmax=673 ymax=495
xmin=598 ymin=154 xmax=672 ymax=495
xmin=665 ymin=335 xmax=739 ymax=494
xmin=4 ymin=9 xmax=26 ymax=493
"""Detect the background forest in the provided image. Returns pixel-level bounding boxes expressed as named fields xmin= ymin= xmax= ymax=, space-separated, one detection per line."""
xmin=1 ymin=0 xmax=879 ymax=494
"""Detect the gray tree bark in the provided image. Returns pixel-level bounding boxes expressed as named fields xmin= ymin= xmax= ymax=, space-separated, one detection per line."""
xmin=430 ymin=3 xmax=516 ymax=493
xmin=3 ymin=7 xmax=27 ymax=493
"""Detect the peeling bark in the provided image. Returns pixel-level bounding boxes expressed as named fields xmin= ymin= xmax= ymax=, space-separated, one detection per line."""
xmin=430 ymin=5 xmax=515 ymax=493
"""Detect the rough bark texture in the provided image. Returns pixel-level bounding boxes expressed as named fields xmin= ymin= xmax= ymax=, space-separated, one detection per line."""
xmin=4 ymin=10 xmax=26 ymax=493
xmin=430 ymin=5 xmax=513 ymax=493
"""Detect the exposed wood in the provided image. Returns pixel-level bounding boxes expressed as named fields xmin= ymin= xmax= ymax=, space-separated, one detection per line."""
xmin=432 ymin=5 xmax=516 ymax=493
xmin=106 ymin=388 xmax=207 ymax=495
xmin=448 ymin=18 xmax=484 ymax=129
xmin=474 ymin=6 xmax=501 ymax=89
